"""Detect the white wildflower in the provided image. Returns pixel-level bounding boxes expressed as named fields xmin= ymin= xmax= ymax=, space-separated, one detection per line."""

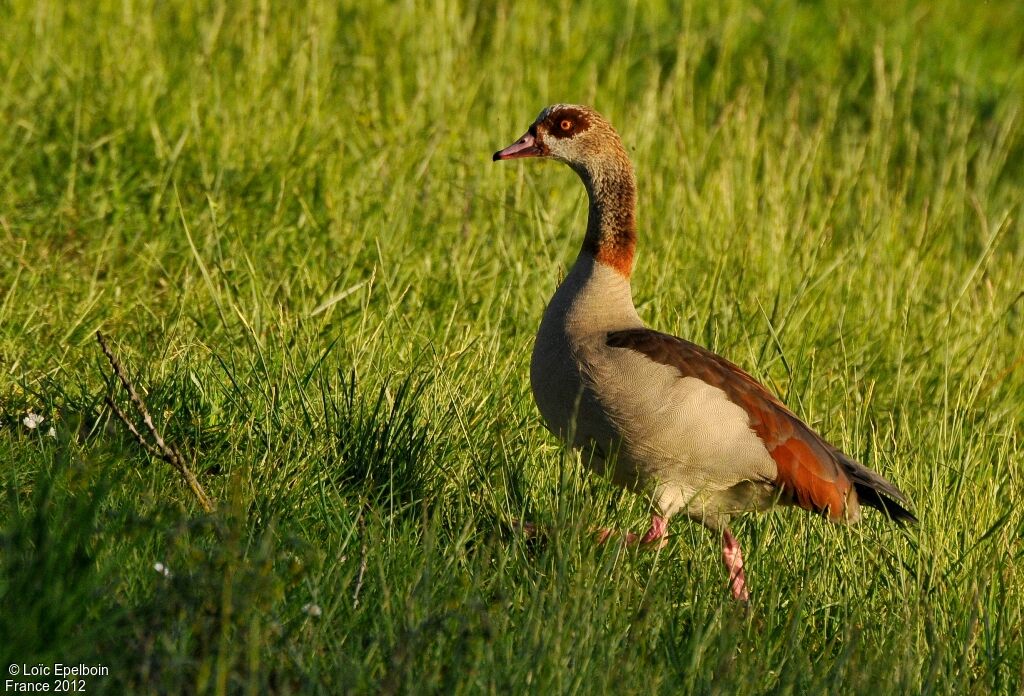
xmin=23 ymin=412 xmax=45 ymax=429
xmin=302 ymin=603 xmax=322 ymax=618
xmin=46 ymin=426 xmax=56 ymax=438
xmin=154 ymin=562 xmax=172 ymax=578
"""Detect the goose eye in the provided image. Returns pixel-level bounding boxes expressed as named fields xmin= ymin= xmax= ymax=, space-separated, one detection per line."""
xmin=559 ymin=119 xmax=573 ymax=132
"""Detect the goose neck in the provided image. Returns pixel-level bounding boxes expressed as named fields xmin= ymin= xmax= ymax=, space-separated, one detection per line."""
xmin=577 ymin=160 xmax=637 ymax=278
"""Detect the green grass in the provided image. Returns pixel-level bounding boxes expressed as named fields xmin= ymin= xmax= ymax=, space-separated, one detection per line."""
xmin=2 ymin=0 xmax=1023 ymax=692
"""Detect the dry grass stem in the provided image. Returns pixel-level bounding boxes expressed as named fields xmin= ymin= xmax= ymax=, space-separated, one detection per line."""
xmin=96 ymin=331 xmax=215 ymax=513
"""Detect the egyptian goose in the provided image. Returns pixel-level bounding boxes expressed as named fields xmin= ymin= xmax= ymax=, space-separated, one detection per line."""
xmin=493 ymin=104 xmax=916 ymax=600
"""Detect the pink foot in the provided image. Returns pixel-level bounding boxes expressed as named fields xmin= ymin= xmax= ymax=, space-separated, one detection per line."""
xmin=595 ymin=515 xmax=669 ymax=549
xmin=722 ymin=528 xmax=750 ymax=601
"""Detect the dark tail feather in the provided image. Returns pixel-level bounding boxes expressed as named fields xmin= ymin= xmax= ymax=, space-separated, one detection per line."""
xmin=853 ymin=481 xmax=918 ymax=524
xmin=831 ymin=447 xmax=918 ymax=525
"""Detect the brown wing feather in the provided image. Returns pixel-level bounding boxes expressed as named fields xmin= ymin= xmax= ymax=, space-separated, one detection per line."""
xmin=606 ymin=328 xmax=862 ymax=521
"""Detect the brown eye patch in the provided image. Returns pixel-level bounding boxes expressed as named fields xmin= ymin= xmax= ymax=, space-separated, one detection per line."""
xmin=544 ymin=107 xmax=591 ymax=139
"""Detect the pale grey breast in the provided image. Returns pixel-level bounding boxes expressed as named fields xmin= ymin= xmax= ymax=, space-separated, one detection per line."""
xmin=530 ymin=253 xmax=778 ymax=517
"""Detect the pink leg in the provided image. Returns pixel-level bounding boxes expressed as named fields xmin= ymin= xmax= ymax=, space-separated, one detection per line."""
xmin=595 ymin=514 xmax=669 ymax=549
xmin=721 ymin=528 xmax=750 ymax=601
xmin=640 ymin=514 xmax=669 ymax=546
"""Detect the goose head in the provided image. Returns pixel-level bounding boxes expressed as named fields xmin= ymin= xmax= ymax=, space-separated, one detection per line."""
xmin=492 ymin=104 xmax=629 ymax=177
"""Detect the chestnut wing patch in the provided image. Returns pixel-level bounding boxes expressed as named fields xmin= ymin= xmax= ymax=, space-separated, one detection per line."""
xmin=606 ymin=328 xmax=855 ymax=519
